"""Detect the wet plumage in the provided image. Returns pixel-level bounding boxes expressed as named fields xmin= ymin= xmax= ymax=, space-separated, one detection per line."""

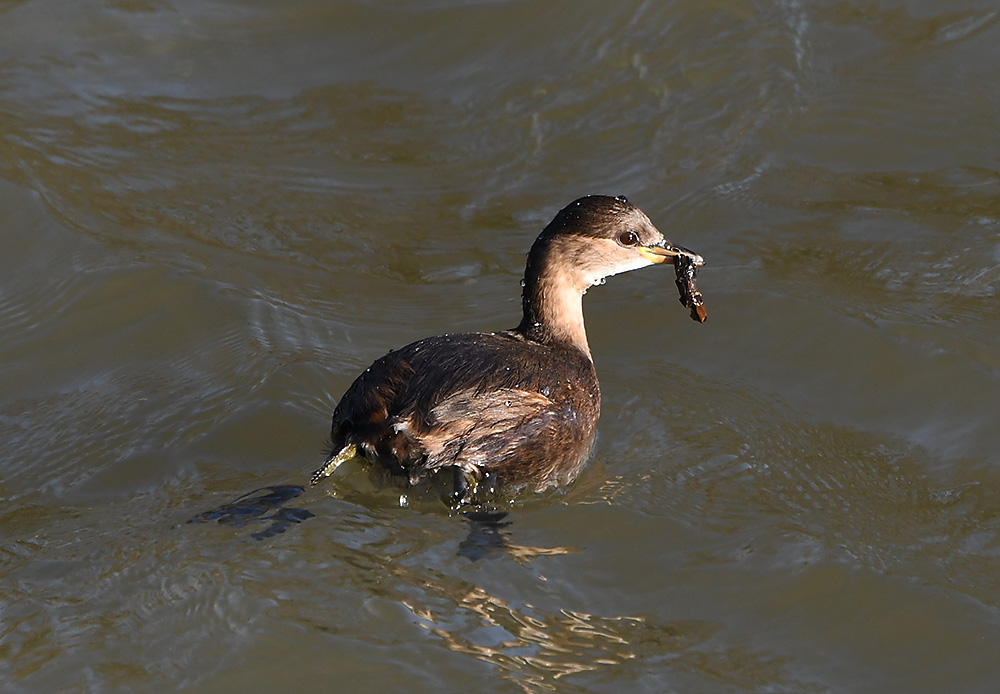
xmin=311 ymin=195 xmax=704 ymax=505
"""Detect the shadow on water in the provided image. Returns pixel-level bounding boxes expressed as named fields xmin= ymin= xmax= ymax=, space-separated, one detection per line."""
xmin=458 ymin=511 xmax=512 ymax=561
xmin=189 ymin=485 xmax=314 ymax=541
xmin=190 ymin=483 xmax=515 ymax=559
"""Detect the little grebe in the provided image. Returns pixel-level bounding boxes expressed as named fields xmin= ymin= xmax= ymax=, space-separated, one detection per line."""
xmin=311 ymin=195 xmax=704 ymax=505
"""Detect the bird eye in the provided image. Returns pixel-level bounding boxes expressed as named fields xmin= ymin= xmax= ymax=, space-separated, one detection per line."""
xmin=618 ymin=230 xmax=639 ymax=247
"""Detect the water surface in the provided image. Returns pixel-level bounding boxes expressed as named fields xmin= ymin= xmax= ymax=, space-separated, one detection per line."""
xmin=2 ymin=1 xmax=1000 ymax=692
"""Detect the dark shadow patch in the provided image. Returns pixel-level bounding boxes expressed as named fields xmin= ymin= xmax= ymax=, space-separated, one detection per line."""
xmin=458 ymin=510 xmax=511 ymax=561
xmin=190 ymin=485 xmax=314 ymax=540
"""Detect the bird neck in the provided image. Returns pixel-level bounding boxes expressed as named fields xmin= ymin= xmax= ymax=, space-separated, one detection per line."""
xmin=515 ymin=238 xmax=593 ymax=360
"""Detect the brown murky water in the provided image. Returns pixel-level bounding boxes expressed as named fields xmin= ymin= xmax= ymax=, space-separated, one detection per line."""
xmin=3 ymin=1 xmax=1000 ymax=692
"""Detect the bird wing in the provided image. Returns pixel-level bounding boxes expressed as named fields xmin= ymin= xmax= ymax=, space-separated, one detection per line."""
xmin=393 ymin=387 xmax=559 ymax=477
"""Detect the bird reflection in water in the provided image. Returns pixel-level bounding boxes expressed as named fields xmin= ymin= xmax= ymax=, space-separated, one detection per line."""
xmin=190 ymin=484 xmax=574 ymax=561
xmin=458 ymin=510 xmax=579 ymax=563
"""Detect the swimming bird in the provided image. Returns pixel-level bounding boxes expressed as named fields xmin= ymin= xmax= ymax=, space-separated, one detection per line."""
xmin=310 ymin=195 xmax=704 ymax=506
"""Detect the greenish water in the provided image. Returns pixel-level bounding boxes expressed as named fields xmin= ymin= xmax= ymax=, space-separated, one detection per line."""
xmin=2 ymin=1 xmax=1000 ymax=692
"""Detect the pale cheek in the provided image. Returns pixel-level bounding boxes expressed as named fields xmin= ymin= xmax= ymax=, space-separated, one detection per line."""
xmin=583 ymin=255 xmax=654 ymax=287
